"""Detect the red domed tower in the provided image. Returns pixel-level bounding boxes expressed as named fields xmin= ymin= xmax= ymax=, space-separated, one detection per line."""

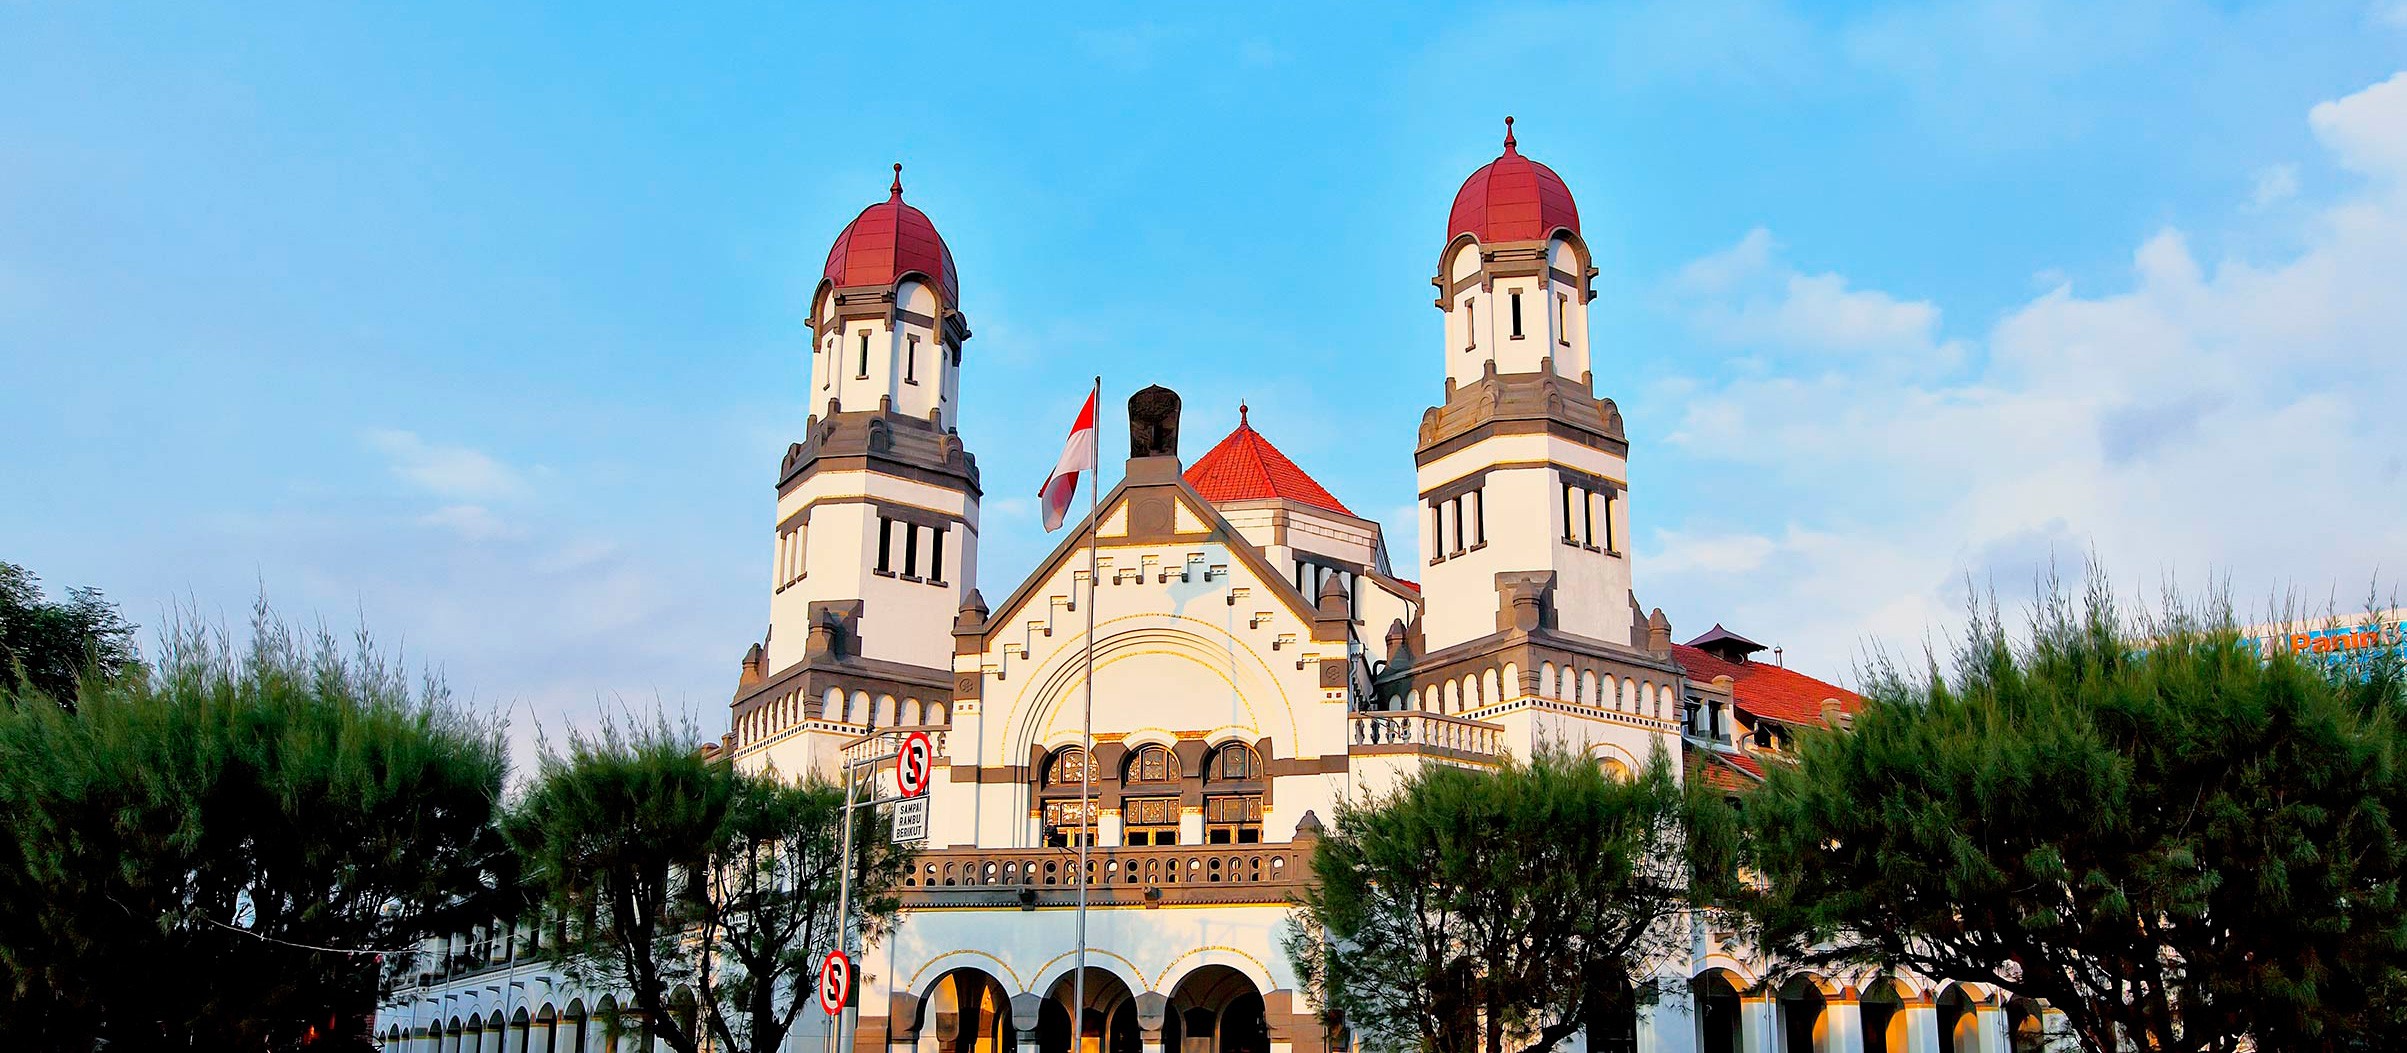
xmin=1406 ymin=120 xmax=1637 ymax=658
xmin=742 ymin=163 xmax=983 ymax=724
xmin=809 ymin=163 xmax=969 ymax=430
xmin=1432 ymin=118 xmax=1601 ymax=389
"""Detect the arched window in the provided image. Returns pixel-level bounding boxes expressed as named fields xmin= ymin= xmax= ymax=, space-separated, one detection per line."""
xmin=1125 ymin=745 xmax=1177 ymax=785
xmin=1045 ymin=747 xmax=1089 ymax=787
xmin=1206 ymin=743 xmax=1259 ymax=783
xmin=1204 ymin=742 xmax=1264 ymax=845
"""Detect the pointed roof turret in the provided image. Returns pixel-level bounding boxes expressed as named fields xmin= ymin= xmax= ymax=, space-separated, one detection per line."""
xmin=1184 ymin=406 xmax=1355 ymax=517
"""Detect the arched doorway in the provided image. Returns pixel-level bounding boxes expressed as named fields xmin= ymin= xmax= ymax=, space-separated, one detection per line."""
xmin=1691 ymin=971 xmax=1745 ymax=1053
xmin=2006 ymin=998 xmax=2047 ymax=1053
xmin=924 ymin=968 xmax=1016 ymax=1053
xmin=1936 ymin=985 xmax=1980 ymax=1053
xmin=1168 ymin=965 xmax=1267 ymax=1053
xmin=1776 ymin=977 xmax=1827 ymax=1053
xmin=1859 ymin=979 xmax=1909 ymax=1053
xmin=1042 ymin=967 xmax=1139 ymax=1053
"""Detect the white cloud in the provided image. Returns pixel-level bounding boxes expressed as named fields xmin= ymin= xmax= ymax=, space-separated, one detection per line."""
xmin=1667 ymin=227 xmax=1966 ymax=368
xmin=1647 ymin=72 xmax=2407 ymax=667
xmin=2310 ymin=70 xmax=2407 ymax=179
xmin=2250 ymin=163 xmax=2299 ymax=207
xmin=365 ymin=429 xmax=526 ymax=500
xmin=417 ymin=504 xmax=519 ymax=541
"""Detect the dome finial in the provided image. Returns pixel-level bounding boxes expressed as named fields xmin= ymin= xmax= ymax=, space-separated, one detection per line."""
xmin=1239 ymin=401 xmax=1249 ymax=426
xmin=1503 ymin=116 xmax=1516 ymax=153
xmin=890 ymin=162 xmax=904 ymax=199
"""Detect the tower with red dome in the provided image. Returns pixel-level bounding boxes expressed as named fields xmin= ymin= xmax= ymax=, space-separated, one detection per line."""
xmin=739 ymin=164 xmax=982 ymax=753
xmin=1405 ymin=119 xmax=1667 ymax=678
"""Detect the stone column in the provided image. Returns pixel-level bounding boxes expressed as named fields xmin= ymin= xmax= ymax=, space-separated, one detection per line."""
xmin=1636 ymin=979 xmax=1699 ymax=1053
xmin=891 ymin=994 xmax=925 ymax=1053
xmin=1898 ymin=997 xmax=1940 ymax=1053
xmin=1819 ymin=999 xmax=1862 ymax=1053
xmin=1738 ymin=995 xmax=1777 ymax=1053
xmin=1011 ymin=993 xmax=1045 ymax=1053
xmin=1135 ymin=992 xmax=1170 ymax=1053
xmin=1969 ymin=1002 xmax=2009 ymax=1053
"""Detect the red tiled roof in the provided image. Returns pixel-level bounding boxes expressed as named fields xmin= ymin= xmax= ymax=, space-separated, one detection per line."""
xmin=1394 ymin=579 xmax=1420 ymax=593
xmin=1684 ymin=742 xmax=1764 ymax=793
xmin=1184 ymin=406 xmax=1354 ymax=517
xmin=822 ymin=164 xmax=959 ymax=304
xmin=1672 ymin=642 xmax=1863 ymax=727
xmin=1448 ymin=117 xmax=1581 ymax=245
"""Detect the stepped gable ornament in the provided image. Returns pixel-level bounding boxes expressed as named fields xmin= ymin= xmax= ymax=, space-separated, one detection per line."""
xmin=1128 ymin=384 xmax=1182 ymax=458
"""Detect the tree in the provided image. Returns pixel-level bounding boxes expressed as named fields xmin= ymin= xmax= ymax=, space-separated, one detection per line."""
xmin=0 ymin=559 xmax=141 ymax=710
xmin=1742 ymin=575 xmax=2407 ymax=1053
xmin=1286 ymin=744 xmax=1727 ymax=1053
xmin=697 ymin=773 xmax=913 ymax=1053
xmin=509 ymin=722 xmax=732 ymax=1053
xmin=509 ymin=727 xmax=913 ymax=1053
xmin=0 ymin=603 xmax=513 ymax=1052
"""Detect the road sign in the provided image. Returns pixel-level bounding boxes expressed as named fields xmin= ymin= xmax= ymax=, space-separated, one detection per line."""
xmin=892 ymin=795 xmax=928 ymax=843
xmin=896 ymin=730 xmax=933 ymax=797
xmin=819 ymin=950 xmax=852 ymax=1016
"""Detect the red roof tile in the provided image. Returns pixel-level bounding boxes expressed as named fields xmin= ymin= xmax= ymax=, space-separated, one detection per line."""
xmin=1672 ymin=642 xmax=1863 ymax=727
xmin=1448 ymin=118 xmax=1581 ymax=245
xmin=1184 ymin=406 xmax=1354 ymax=517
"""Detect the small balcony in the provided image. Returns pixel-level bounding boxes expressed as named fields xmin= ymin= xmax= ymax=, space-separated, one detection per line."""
xmin=1347 ymin=710 xmax=1503 ymax=759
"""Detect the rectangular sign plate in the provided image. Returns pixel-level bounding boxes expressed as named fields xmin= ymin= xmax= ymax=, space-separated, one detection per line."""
xmin=892 ymin=796 xmax=928 ymax=843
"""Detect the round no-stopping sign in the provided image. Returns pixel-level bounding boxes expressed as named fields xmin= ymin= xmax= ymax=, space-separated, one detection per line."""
xmin=896 ymin=730 xmax=933 ymax=798
xmin=819 ymin=950 xmax=852 ymax=1015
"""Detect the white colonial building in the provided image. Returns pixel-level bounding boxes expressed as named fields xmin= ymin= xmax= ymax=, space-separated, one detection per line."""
xmin=378 ymin=127 xmax=2061 ymax=1053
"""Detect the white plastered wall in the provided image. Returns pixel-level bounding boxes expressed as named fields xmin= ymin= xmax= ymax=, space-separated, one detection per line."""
xmin=811 ymin=279 xmax=955 ymax=428
xmin=1415 ymin=432 xmax=1631 ymax=650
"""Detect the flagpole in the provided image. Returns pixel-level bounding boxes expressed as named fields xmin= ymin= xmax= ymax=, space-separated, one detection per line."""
xmin=1073 ymin=375 xmax=1098 ymax=1053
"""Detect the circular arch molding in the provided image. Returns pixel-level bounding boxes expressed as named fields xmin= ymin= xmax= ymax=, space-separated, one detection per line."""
xmin=1005 ymin=617 xmax=1300 ymax=763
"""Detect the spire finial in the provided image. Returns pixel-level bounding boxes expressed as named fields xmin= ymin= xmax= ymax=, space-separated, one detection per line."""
xmin=1503 ymin=116 xmax=1516 ymax=153
xmin=890 ymin=162 xmax=904 ymax=199
xmin=1239 ymin=401 xmax=1249 ymax=426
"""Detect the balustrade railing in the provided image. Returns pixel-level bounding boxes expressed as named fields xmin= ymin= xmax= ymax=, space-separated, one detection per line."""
xmin=900 ymin=842 xmax=1308 ymax=898
xmin=1347 ymin=710 xmax=1503 ymax=756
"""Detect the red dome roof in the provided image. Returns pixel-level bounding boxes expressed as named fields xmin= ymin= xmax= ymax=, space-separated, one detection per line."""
xmin=822 ymin=164 xmax=959 ymax=304
xmin=1447 ymin=118 xmax=1580 ymax=244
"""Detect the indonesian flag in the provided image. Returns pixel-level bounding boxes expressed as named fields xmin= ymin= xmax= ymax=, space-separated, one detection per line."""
xmin=1039 ymin=386 xmax=1099 ymax=531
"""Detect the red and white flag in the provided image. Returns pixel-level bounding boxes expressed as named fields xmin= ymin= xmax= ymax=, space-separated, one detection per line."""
xmin=1039 ymin=386 xmax=1099 ymax=531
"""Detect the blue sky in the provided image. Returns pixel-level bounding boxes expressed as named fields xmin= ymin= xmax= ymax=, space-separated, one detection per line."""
xmin=7 ymin=2 xmax=2405 ymax=761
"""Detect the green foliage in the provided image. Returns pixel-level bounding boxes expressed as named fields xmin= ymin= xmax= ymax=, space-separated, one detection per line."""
xmin=1287 ymin=744 xmax=1725 ymax=1053
xmin=699 ymin=773 xmax=913 ymax=1053
xmin=508 ymin=722 xmax=730 ymax=1053
xmin=0 ymin=602 xmax=512 ymax=1052
xmin=508 ymin=728 xmax=913 ymax=1053
xmin=1743 ymin=574 xmax=2407 ymax=1053
xmin=0 ymin=559 xmax=142 ymax=711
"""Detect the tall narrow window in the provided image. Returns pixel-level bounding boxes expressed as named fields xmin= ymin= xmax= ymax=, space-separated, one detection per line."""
xmin=1563 ymin=484 xmax=1579 ymax=543
xmin=1464 ymin=300 xmax=1476 ymax=350
xmin=1583 ymin=489 xmax=1596 ymax=549
xmin=1472 ymin=488 xmax=1486 ymax=546
xmin=875 ymin=517 xmax=894 ymax=573
xmin=1600 ymin=492 xmax=1616 ymax=551
xmin=856 ymin=331 xmax=870 ymax=379
xmin=1449 ymin=498 xmax=1465 ymax=556
xmin=1509 ymin=291 xmax=1524 ymax=338
xmin=929 ymin=528 xmax=945 ymax=583
xmin=1430 ymin=502 xmax=1447 ymax=561
xmin=902 ymin=522 xmax=921 ymax=578
xmin=822 ymin=338 xmax=834 ymax=389
xmin=905 ymin=335 xmax=919 ymax=383
xmin=1557 ymin=293 xmax=1571 ymax=345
